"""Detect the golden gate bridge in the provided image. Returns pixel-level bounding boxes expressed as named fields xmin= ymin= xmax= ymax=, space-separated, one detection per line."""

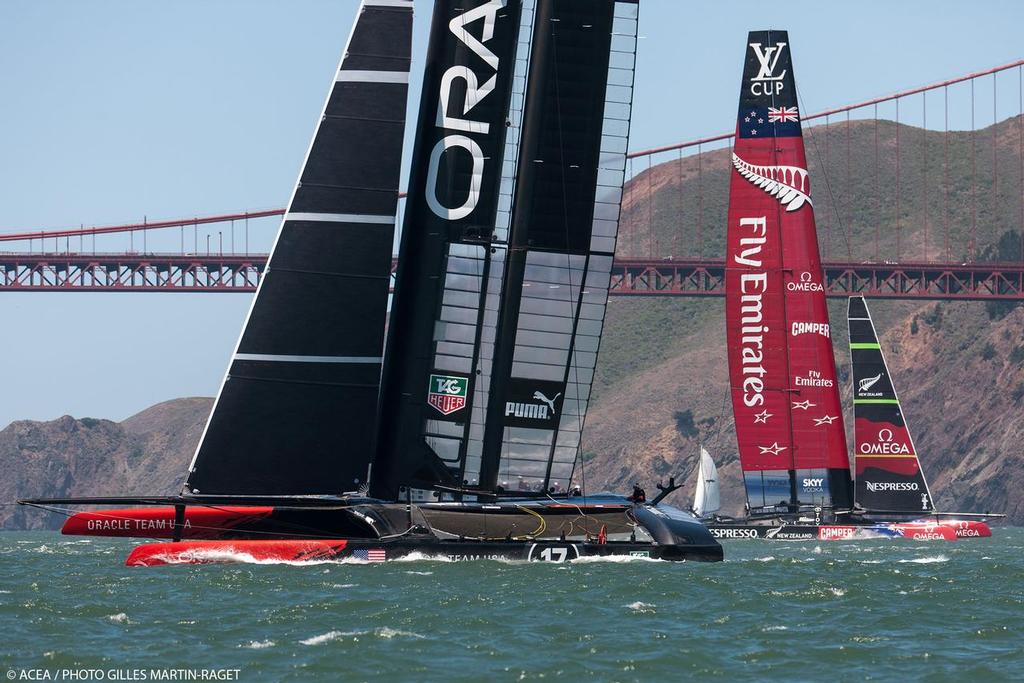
xmin=2 ymin=60 xmax=1023 ymax=300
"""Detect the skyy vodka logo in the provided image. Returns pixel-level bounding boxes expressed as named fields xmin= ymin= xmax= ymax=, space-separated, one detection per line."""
xmin=426 ymin=0 xmax=506 ymax=221
xmin=734 ymin=216 xmax=769 ymax=408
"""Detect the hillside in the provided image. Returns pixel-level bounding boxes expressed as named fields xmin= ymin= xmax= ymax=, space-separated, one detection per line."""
xmin=0 ymin=398 xmax=211 ymax=530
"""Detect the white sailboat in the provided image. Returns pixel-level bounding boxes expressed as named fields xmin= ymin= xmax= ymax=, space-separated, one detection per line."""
xmin=692 ymin=447 xmax=720 ymax=520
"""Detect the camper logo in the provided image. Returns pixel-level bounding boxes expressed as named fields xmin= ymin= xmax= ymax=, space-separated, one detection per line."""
xmin=427 ymin=373 xmax=468 ymax=416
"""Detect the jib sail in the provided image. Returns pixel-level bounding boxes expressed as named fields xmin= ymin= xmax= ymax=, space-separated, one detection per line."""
xmin=183 ymin=0 xmax=413 ymax=496
xmin=725 ymin=30 xmax=852 ymax=512
xmin=848 ymin=296 xmax=933 ymax=513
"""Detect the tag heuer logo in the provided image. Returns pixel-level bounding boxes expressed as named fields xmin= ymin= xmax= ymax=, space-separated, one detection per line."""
xmin=427 ymin=374 xmax=468 ymax=416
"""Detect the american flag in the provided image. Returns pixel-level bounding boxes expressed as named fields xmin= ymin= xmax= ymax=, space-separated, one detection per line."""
xmin=353 ymin=548 xmax=386 ymax=562
xmin=768 ymin=106 xmax=799 ymax=123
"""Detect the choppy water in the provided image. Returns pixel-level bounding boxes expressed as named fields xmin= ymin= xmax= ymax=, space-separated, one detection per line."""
xmin=1 ymin=530 xmax=1021 ymax=682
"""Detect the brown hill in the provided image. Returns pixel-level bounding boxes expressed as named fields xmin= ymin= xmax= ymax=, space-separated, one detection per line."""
xmin=0 ymin=398 xmax=211 ymax=530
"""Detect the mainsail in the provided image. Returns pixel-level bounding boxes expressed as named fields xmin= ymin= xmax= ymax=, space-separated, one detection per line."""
xmin=372 ymin=0 xmax=529 ymax=499
xmin=725 ymin=30 xmax=852 ymax=512
xmin=373 ymin=0 xmax=639 ymax=498
xmin=848 ymin=296 xmax=934 ymax=513
xmin=692 ymin=447 xmax=720 ymax=519
xmin=183 ymin=0 xmax=413 ymax=496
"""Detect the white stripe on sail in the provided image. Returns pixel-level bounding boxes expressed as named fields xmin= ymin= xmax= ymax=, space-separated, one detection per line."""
xmin=363 ymin=0 xmax=412 ymax=6
xmin=284 ymin=212 xmax=395 ymax=225
xmin=336 ymin=70 xmax=409 ymax=84
xmin=235 ymin=354 xmax=382 ymax=364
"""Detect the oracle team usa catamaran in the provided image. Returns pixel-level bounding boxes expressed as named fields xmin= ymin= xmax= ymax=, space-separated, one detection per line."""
xmin=20 ymin=0 xmax=723 ymax=564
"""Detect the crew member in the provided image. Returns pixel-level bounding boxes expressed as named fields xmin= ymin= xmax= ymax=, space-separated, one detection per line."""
xmin=628 ymin=483 xmax=646 ymax=503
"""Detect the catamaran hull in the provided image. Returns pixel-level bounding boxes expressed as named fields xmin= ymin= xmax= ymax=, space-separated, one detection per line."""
xmin=124 ymin=538 xmax=723 ymax=566
xmin=56 ymin=495 xmax=724 ymax=564
xmin=706 ymin=520 xmax=990 ymax=541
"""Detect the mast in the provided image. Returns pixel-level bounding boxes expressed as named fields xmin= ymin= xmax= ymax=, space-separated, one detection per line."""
xmin=725 ymin=30 xmax=853 ymax=513
xmin=848 ymin=296 xmax=934 ymax=513
xmin=183 ymin=0 xmax=412 ymax=496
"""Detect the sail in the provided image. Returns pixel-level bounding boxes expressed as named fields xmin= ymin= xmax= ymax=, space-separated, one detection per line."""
xmin=371 ymin=0 xmax=528 ymax=500
xmin=725 ymin=30 xmax=852 ymax=511
xmin=373 ymin=0 xmax=639 ymax=498
xmin=692 ymin=447 xmax=720 ymax=518
xmin=477 ymin=0 xmax=639 ymax=493
xmin=183 ymin=0 xmax=412 ymax=496
xmin=848 ymin=296 xmax=934 ymax=513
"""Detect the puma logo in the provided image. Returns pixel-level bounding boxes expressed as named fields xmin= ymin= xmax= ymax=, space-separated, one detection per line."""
xmin=533 ymin=391 xmax=561 ymax=415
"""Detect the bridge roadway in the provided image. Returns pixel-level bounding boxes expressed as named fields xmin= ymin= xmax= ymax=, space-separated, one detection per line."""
xmin=1 ymin=252 xmax=1022 ymax=300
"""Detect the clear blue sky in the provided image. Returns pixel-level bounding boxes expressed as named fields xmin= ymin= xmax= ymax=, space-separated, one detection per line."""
xmin=0 ymin=1 xmax=1021 ymax=428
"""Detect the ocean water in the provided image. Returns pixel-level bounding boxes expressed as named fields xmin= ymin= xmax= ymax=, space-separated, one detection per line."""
xmin=0 ymin=530 xmax=1021 ymax=682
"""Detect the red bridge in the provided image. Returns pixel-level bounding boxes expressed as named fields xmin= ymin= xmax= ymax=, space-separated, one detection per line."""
xmin=2 ymin=59 xmax=1023 ymax=300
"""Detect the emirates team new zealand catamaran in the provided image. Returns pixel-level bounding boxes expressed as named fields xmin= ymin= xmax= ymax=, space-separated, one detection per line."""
xmin=19 ymin=0 xmax=722 ymax=564
xmin=705 ymin=30 xmax=999 ymax=542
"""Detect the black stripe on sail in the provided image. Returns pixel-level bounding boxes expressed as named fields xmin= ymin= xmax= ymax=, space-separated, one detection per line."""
xmin=184 ymin=1 xmax=411 ymax=496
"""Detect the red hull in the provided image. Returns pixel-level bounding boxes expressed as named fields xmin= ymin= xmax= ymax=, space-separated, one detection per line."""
xmin=62 ymin=506 xmax=274 ymax=539
xmin=125 ymin=539 xmax=349 ymax=566
xmin=815 ymin=528 xmax=958 ymax=540
xmin=946 ymin=520 xmax=992 ymax=538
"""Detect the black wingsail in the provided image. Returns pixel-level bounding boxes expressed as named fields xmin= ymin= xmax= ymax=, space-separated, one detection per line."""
xmin=371 ymin=0 xmax=529 ymax=499
xmin=848 ymin=296 xmax=934 ymax=513
xmin=183 ymin=0 xmax=413 ymax=496
xmin=479 ymin=0 xmax=639 ymax=493
xmin=372 ymin=0 xmax=639 ymax=499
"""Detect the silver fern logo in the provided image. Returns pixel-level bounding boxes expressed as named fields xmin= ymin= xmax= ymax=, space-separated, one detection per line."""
xmin=858 ymin=373 xmax=883 ymax=393
xmin=732 ymin=153 xmax=812 ymax=211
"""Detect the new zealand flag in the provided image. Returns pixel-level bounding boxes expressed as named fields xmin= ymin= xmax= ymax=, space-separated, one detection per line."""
xmin=738 ymin=106 xmax=802 ymax=139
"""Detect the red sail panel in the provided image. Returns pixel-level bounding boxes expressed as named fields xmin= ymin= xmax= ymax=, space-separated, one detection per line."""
xmin=726 ymin=31 xmax=852 ymax=510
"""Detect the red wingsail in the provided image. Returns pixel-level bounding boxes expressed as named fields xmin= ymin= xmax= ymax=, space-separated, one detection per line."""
xmin=726 ymin=31 xmax=852 ymax=511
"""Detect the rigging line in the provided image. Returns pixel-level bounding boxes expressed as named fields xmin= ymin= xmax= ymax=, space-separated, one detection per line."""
xmin=796 ymin=82 xmax=855 ymax=262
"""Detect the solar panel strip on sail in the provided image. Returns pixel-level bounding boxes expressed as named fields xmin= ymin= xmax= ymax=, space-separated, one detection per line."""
xmin=183 ymin=0 xmax=412 ymax=496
